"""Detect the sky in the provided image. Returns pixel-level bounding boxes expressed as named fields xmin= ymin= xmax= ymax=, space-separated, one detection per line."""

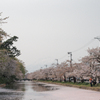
xmin=0 ymin=0 xmax=100 ymax=72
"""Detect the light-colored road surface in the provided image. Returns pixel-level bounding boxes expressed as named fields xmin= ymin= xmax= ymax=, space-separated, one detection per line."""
xmin=23 ymin=82 xmax=100 ymax=100
xmin=0 ymin=81 xmax=100 ymax=100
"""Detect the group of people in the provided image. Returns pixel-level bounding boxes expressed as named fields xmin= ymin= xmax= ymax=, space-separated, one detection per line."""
xmin=89 ymin=77 xmax=96 ymax=87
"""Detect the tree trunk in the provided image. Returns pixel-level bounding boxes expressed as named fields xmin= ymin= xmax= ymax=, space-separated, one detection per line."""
xmin=64 ymin=75 xmax=66 ymax=82
xmin=60 ymin=77 xmax=62 ymax=82
xmin=81 ymin=79 xmax=84 ymax=83
xmin=69 ymin=77 xmax=71 ymax=82
xmin=73 ymin=77 xmax=76 ymax=83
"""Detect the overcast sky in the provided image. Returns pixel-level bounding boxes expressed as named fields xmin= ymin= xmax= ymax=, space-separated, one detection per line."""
xmin=0 ymin=0 xmax=100 ymax=72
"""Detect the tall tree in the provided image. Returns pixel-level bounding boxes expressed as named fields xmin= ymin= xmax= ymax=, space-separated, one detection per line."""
xmin=0 ymin=36 xmax=21 ymax=57
xmin=0 ymin=12 xmax=9 ymax=45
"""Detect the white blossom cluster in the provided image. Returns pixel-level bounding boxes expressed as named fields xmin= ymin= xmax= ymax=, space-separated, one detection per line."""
xmin=27 ymin=47 xmax=100 ymax=83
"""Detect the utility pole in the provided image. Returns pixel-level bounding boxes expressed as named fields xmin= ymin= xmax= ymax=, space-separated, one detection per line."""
xmin=45 ymin=65 xmax=47 ymax=68
xmin=68 ymin=52 xmax=72 ymax=67
xmin=55 ymin=59 xmax=58 ymax=65
xmin=40 ymin=67 xmax=42 ymax=71
xmin=94 ymin=36 xmax=100 ymax=41
xmin=94 ymin=36 xmax=100 ymax=52
xmin=94 ymin=36 xmax=100 ymax=83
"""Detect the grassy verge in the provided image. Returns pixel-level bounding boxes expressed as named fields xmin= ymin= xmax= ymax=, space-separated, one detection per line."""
xmin=35 ymin=80 xmax=100 ymax=92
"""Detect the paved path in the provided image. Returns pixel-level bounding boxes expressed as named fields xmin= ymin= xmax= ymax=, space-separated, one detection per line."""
xmin=0 ymin=81 xmax=100 ymax=100
xmin=32 ymin=82 xmax=100 ymax=100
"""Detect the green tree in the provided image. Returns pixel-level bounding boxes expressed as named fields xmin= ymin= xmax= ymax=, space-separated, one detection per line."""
xmin=0 ymin=36 xmax=21 ymax=57
xmin=0 ymin=13 xmax=27 ymax=84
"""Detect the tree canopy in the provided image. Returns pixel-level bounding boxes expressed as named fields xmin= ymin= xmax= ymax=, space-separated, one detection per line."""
xmin=0 ymin=36 xmax=21 ymax=57
xmin=0 ymin=13 xmax=27 ymax=84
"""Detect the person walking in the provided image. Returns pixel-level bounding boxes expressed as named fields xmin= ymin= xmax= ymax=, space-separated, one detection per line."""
xmin=89 ymin=77 xmax=93 ymax=87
